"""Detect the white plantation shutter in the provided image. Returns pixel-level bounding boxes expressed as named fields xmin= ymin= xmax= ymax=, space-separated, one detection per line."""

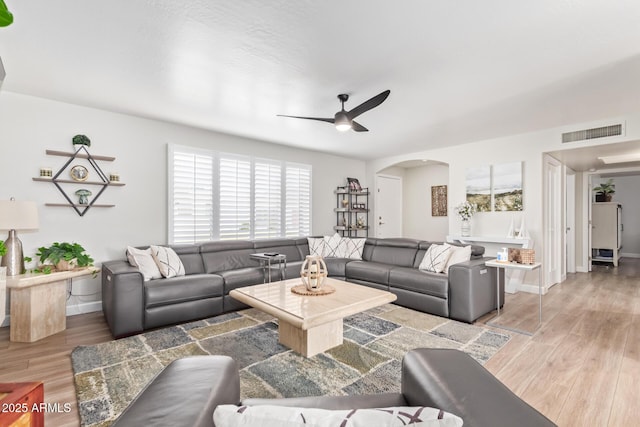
xmin=169 ymin=144 xmax=311 ymax=241
xmin=219 ymin=155 xmax=251 ymax=240
xmin=254 ymin=160 xmax=282 ymax=239
xmin=285 ymin=164 xmax=311 ymax=237
xmin=169 ymin=148 xmax=214 ymax=244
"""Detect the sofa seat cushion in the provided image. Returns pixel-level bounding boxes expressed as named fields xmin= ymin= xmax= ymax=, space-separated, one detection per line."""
xmin=145 ymin=274 xmax=224 ymax=308
xmin=219 ymin=268 xmax=265 ymax=292
xmin=346 ymin=261 xmax=391 ymax=285
xmin=388 ymin=267 xmax=449 ymax=299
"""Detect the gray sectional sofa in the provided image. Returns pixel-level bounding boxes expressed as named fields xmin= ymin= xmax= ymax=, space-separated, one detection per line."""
xmin=111 ymin=349 xmax=555 ymax=427
xmin=102 ymin=237 xmax=504 ymax=338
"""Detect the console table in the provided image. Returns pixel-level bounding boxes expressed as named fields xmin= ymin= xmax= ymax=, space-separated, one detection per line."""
xmin=6 ymin=268 xmax=98 ymax=342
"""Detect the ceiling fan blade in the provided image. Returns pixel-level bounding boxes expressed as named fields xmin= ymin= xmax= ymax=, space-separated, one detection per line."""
xmin=347 ymin=90 xmax=390 ymax=119
xmin=277 ymin=115 xmax=334 ymax=124
xmin=351 ymin=121 xmax=369 ymax=132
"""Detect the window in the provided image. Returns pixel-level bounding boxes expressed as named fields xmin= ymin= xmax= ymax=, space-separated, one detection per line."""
xmin=169 ymin=145 xmax=312 ymax=243
xmin=169 ymin=148 xmax=214 ymax=243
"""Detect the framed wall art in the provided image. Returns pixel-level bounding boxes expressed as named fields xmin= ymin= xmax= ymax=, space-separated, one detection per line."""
xmin=431 ymin=185 xmax=447 ymax=216
xmin=492 ymin=162 xmax=523 ymax=211
xmin=465 ymin=165 xmax=491 ymax=212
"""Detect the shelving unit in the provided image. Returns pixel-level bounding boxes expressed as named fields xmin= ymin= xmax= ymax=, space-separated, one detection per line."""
xmin=33 ymin=145 xmax=124 ymax=216
xmin=334 ymin=186 xmax=369 ymax=237
xmin=591 ymin=202 xmax=622 ymax=266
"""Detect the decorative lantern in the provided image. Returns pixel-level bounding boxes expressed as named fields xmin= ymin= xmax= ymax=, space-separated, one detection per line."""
xmin=300 ymin=255 xmax=328 ymax=292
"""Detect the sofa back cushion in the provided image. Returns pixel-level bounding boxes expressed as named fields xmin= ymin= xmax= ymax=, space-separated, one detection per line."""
xmin=295 ymin=237 xmax=310 ymax=258
xmin=253 ymin=239 xmax=303 ymax=262
xmin=367 ymin=238 xmax=420 ymax=268
xmin=200 ymin=241 xmax=256 ymax=273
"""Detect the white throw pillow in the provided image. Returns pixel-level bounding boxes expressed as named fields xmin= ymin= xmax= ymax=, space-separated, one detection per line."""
xmin=323 ymin=233 xmax=346 ymax=258
xmin=340 ymin=237 xmax=366 ymax=260
xmin=419 ymin=244 xmax=452 ymax=274
xmin=126 ymin=246 xmax=162 ymax=281
xmin=444 ymin=244 xmax=472 ymax=272
xmin=213 ymin=404 xmax=463 ymax=427
xmin=307 ymin=237 xmax=326 ymax=257
xmin=149 ymin=245 xmax=186 ymax=278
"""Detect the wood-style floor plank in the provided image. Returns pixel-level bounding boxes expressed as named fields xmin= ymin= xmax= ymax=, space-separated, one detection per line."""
xmin=0 ymin=259 xmax=638 ymax=426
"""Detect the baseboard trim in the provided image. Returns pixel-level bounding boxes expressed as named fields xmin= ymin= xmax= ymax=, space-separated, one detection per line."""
xmin=621 ymin=252 xmax=640 ymax=259
xmin=66 ymin=301 xmax=102 ymax=316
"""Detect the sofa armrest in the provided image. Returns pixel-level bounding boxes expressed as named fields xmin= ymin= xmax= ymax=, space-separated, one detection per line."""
xmin=102 ymin=260 xmax=145 ymax=338
xmin=112 ymin=356 xmax=240 ymax=427
xmin=402 ymin=348 xmax=556 ymax=427
xmin=448 ymin=257 xmax=504 ymax=323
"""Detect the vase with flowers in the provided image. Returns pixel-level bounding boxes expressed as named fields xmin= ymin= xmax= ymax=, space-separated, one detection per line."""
xmin=455 ymin=201 xmax=478 ymax=237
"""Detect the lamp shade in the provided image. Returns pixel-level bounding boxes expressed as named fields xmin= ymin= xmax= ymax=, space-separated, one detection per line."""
xmin=0 ymin=200 xmax=39 ymax=231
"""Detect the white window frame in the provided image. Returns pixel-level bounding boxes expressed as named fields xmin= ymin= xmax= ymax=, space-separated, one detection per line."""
xmin=168 ymin=144 xmax=312 ymax=243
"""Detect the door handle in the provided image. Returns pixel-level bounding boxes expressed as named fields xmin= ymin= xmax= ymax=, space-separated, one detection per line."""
xmin=379 ymin=221 xmax=385 ymax=225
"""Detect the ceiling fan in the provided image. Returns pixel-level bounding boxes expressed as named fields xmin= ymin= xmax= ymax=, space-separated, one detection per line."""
xmin=278 ymin=89 xmax=390 ymax=132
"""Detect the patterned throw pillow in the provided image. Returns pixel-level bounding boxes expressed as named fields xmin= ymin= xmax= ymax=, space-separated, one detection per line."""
xmin=340 ymin=237 xmax=366 ymax=260
xmin=149 ymin=245 xmax=186 ymax=278
xmin=419 ymin=244 xmax=452 ymax=274
xmin=213 ymin=404 xmax=464 ymax=427
xmin=307 ymin=237 xmax=326 ymax=257
xmin=126 ymin=246 xmax=163 ymax=281
xmin=323 ymin=233 xmax=346 ymax=258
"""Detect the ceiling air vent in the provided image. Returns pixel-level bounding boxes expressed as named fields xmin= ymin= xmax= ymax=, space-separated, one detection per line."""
xmin=561 ymin=124 xmax=623 ymax=143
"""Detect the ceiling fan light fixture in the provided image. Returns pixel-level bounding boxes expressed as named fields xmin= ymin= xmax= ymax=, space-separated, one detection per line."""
xmin=334 ymin=112 xmax=352 ymax=132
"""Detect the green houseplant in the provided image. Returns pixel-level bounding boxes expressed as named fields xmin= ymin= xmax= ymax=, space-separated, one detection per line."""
xmin=36 ymin=242 xmax=94 ymax=271
xmin=593 ymin=179 xmax=615 ymax=202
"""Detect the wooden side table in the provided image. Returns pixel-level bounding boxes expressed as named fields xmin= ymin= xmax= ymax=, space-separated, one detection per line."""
xmin=484 ymin=259 xmax=543 ymax=336
xmin=6 ymin=268 xmax=98 ymax=342
xmin=0 ymin=382 xmax=44 ymax=427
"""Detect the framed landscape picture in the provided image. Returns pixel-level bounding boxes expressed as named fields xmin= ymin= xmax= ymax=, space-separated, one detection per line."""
xmin=465 ymin=165 xmax=491 ymax=212
xmin=492 ymin=162 xmax=523 ymax=211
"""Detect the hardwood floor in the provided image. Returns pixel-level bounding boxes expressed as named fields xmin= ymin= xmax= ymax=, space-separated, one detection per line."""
xmin=0 ymin=259 xmax=638 ymax=426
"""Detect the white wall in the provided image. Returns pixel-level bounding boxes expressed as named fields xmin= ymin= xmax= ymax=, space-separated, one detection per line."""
xmin=403 ymin=164 xmax=449 ymax=241
xmin=367 ymin=113 xmax=640 ymax=287
xmin=0 ymin=92 xmax=365 ymax=318
xmin=594 ymin=175 xmax=640 ymax=256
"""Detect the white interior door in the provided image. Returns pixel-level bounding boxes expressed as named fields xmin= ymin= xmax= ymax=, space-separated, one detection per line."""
xmin=565 ymin=170 xmax=576 ymax=274
xmin=375 ymin=174 xmax=403 ymax=238
xmin=544 ymin=155 xmax=563 ymax=287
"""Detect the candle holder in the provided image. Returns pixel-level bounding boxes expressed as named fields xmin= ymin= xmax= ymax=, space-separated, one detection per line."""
xmin=300 ymin=255 xmax=328 ymax=292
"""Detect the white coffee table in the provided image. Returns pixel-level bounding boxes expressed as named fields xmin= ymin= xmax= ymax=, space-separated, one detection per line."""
xmin=230 ymin=277 xmax=397 ymax=357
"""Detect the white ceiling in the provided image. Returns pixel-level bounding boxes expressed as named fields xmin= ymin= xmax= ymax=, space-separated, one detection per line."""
xmin=2 ymin=1 xmax=640 ymax=160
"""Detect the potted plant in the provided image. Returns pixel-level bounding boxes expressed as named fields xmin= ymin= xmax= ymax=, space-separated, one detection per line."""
xmin=36 ymin=242 xmax=94 ymax=271
xmin=455 ymin=201 xmax=478 ymax=237
xmin=593 ymin=179 xmax=615 ymax=202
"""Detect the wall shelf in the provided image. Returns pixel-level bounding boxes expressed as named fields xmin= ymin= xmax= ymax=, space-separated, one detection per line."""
xmin=34 ymin=145 xmax=122 ymax=216
xmin=45 ymin=149 xmax=115 ymax=162
xmin=32 ymin=177 xmax=125 ymax=186
xmin=335 ymin=184 xmax=369 ymax=237
xmin=45 ymin=203 xmax=115 ymax=208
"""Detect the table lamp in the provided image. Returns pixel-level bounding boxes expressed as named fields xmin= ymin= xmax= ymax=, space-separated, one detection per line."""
xmin=0 ymin=198 xmax=39 ymax=276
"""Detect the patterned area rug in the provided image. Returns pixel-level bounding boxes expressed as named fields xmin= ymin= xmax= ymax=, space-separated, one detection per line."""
xmin=71 ymin=304 xmax=510 ymax=426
